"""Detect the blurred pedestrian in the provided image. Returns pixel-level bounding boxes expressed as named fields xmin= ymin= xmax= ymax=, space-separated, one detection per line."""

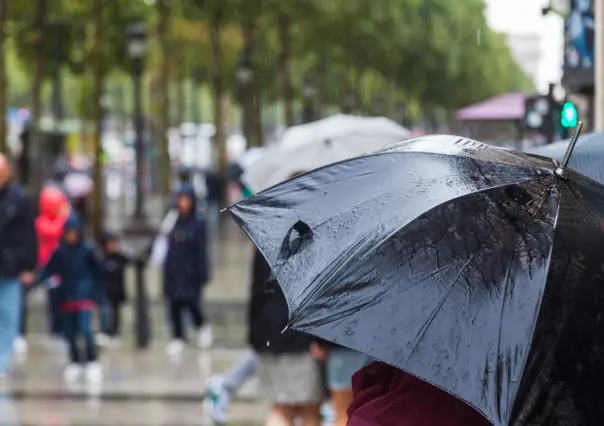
xmin=19 ymin=167 xmax=73 ymax=356
xmin=98 ymin=231 xmax=129 ymax=344
xmin=347 ymin=362 xmax=491 ymax=426
xmin=310 ymin=341 xmax=371 ymax=426
xmin=0 ymin=154 xmax=37 ymax=380
xmin=163 ymin=183 xmax=212 ymax=357
xmin=24 ymin=187 xmax=70 ymax=356
xmin=250 ymin=249 xmax=324 ymax=426
xmin=39 ymin=214 xmax=105 ymax=383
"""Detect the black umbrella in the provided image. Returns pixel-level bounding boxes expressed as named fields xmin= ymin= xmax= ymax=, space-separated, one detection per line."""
xmin=228 ymin=128 xmax=604 ymax=425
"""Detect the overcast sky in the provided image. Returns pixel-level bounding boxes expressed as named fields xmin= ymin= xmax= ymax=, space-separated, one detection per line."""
xmin=485 ymin=0 xmax=564 ymax=92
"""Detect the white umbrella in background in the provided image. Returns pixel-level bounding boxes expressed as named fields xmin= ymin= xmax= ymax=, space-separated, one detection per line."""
xmin=243 ymin=114 xmax=410 ymax=192
xmin=64 ymin=172 xmax=94 ymax=198
xmin=237 ymin=147 xmax=267 ymax=170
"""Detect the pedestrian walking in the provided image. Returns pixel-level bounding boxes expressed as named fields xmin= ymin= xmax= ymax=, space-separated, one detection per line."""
xmin=347 ymin=362 xmax=490 ymax=426
xmin=0 ymin=154 xmax=37 ymax=380
xmin=249 ymin=248 xmax=324 ymax=426
xmin=310 ymin=342 xmax=371 ymax=426
xmin=163 ymin=183 xmax=212 ymax=357
xmin=28 ymin=187 xmax=70 ymax=354
xmin=99 ymin=231 xmax=129 ymax=343
xmin=39 ymin=213 xmax=104 ymax=383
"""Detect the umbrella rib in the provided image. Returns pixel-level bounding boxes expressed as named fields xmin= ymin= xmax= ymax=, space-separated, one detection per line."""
xmin=405 ymin=255 xmax=475 ymax=363
xmin=507 ymin=189 xmax=562 ymax=425
xmin=493 ymin=250 xmax=516 ymax=422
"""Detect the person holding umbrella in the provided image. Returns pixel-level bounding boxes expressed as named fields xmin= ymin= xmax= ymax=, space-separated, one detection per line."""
xmin=227 ymin=127 xmax=604 ymax=425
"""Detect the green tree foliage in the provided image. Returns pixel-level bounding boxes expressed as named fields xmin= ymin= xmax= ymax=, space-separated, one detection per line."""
xmin=4 ymin=0 xmax=532 ymax=122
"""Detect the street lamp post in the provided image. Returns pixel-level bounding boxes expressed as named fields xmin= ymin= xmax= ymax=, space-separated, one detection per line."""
xmin=123 ymin=21 xmax=153 ymax=350
xmin=302 ymin=75 xmax=316 ymax=124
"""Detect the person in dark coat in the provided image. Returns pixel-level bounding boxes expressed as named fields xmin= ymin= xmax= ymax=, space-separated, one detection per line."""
xmin=249 ymin=249 xmax=324 ymax=426
xmin=0 ymin=154 xmax=37 ymax=379
xmin=163 ymin=183 xmax=211 ymax=356
xmin=39 ymin=213 xmax=105 ymax=384
xmin=99 ymin=231 xmax=129 ymax=341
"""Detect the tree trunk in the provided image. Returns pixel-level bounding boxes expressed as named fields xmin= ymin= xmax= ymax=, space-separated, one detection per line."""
xmin=176 ymin=73 xmax=185 ymax=124
xmin=210 ymin=15 xmax=227 ymax=205
xmin=156 ymin=0 xmax=171 ymax=198
xmin=90 ymin=0 xmax=105 ymax=242
xmin=30 ymin=0 xmax=48 ymax=195
xmin=0 ymin=0 xmax=7 ymax=154
xmin=277 ymin=13 xmax=293 ymax=127
xmin=241 ymin=20 xmax=262 ymax=148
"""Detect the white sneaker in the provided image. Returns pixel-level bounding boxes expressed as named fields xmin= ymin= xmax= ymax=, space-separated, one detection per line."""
xmin=165 ymin=340 xmax=185 ymax=357
xmin=85 ymin=362 xmax=103 ymax=383
xmin=13 ymin=337 xmax=27 ymax=356
xmin=63 ymin=364 xmax=83 ymax=383
xmin=203 ymin=376 xmax=230 ymax=424
xmin=96 ymin=333 xmax=110 ymax=347
xmin=198 ymin=326 xmax=213 ymax=349
xmin=321 ymin=401 xmax=336 ymax=426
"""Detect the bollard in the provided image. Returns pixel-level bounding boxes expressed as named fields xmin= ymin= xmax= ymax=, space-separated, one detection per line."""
xmin=134 ymin=257 xmax=150 ymax=349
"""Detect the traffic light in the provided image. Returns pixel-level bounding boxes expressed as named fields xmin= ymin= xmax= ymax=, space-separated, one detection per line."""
xmin=524 ymin=89 xmax=576 ymax=143
xmin=524 ymin=95 xmax=554 ymax=134
xmin=560 ymin=101 xmax=578 ymax=128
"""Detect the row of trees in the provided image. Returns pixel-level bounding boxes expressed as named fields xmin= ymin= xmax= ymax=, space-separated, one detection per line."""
xmin=0 ymin=0 xmax=532 ymax=202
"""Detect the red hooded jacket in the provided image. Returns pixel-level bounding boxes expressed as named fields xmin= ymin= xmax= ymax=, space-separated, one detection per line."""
xmin=347 ymin=362 xmax=492 ymax=426
xmin=36 ymin=187 xmax=69 ymax=267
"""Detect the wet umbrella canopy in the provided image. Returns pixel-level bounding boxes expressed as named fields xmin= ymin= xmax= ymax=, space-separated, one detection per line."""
xmin=228 ymin=131 xmax=604 ymax=425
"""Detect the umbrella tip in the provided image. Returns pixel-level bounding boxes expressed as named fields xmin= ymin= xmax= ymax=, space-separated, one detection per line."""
xmin=554 ymin=121 xmax=583 ymax=179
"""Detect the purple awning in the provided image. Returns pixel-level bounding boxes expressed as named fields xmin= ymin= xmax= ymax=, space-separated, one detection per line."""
xmin=456 ymin=93 xmax=526 ymax=121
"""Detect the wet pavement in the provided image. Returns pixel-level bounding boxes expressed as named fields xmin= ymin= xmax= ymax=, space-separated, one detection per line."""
xmin=4 ymin=339 xmax=266 ymax=425
xmin=10 ymin=341 xmax=259 ymax=401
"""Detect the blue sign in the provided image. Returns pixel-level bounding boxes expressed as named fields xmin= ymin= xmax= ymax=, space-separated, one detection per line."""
xmin=565 ymin=0 xmax=594 ymax=69
xmin=7 ymin=108 xmax=31 ymax=124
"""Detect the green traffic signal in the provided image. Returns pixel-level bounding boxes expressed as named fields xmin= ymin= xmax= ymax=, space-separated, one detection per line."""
xmin=560 ymin=102 xmax=578 ymax=128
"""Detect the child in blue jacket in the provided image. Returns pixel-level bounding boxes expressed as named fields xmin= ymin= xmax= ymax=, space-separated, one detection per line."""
xmin=39 ymin=213 xmax=105 ymax=383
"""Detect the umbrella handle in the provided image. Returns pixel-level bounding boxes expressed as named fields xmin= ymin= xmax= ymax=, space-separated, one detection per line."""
xmin=555 ymin=121 xmax=583 ymax=179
